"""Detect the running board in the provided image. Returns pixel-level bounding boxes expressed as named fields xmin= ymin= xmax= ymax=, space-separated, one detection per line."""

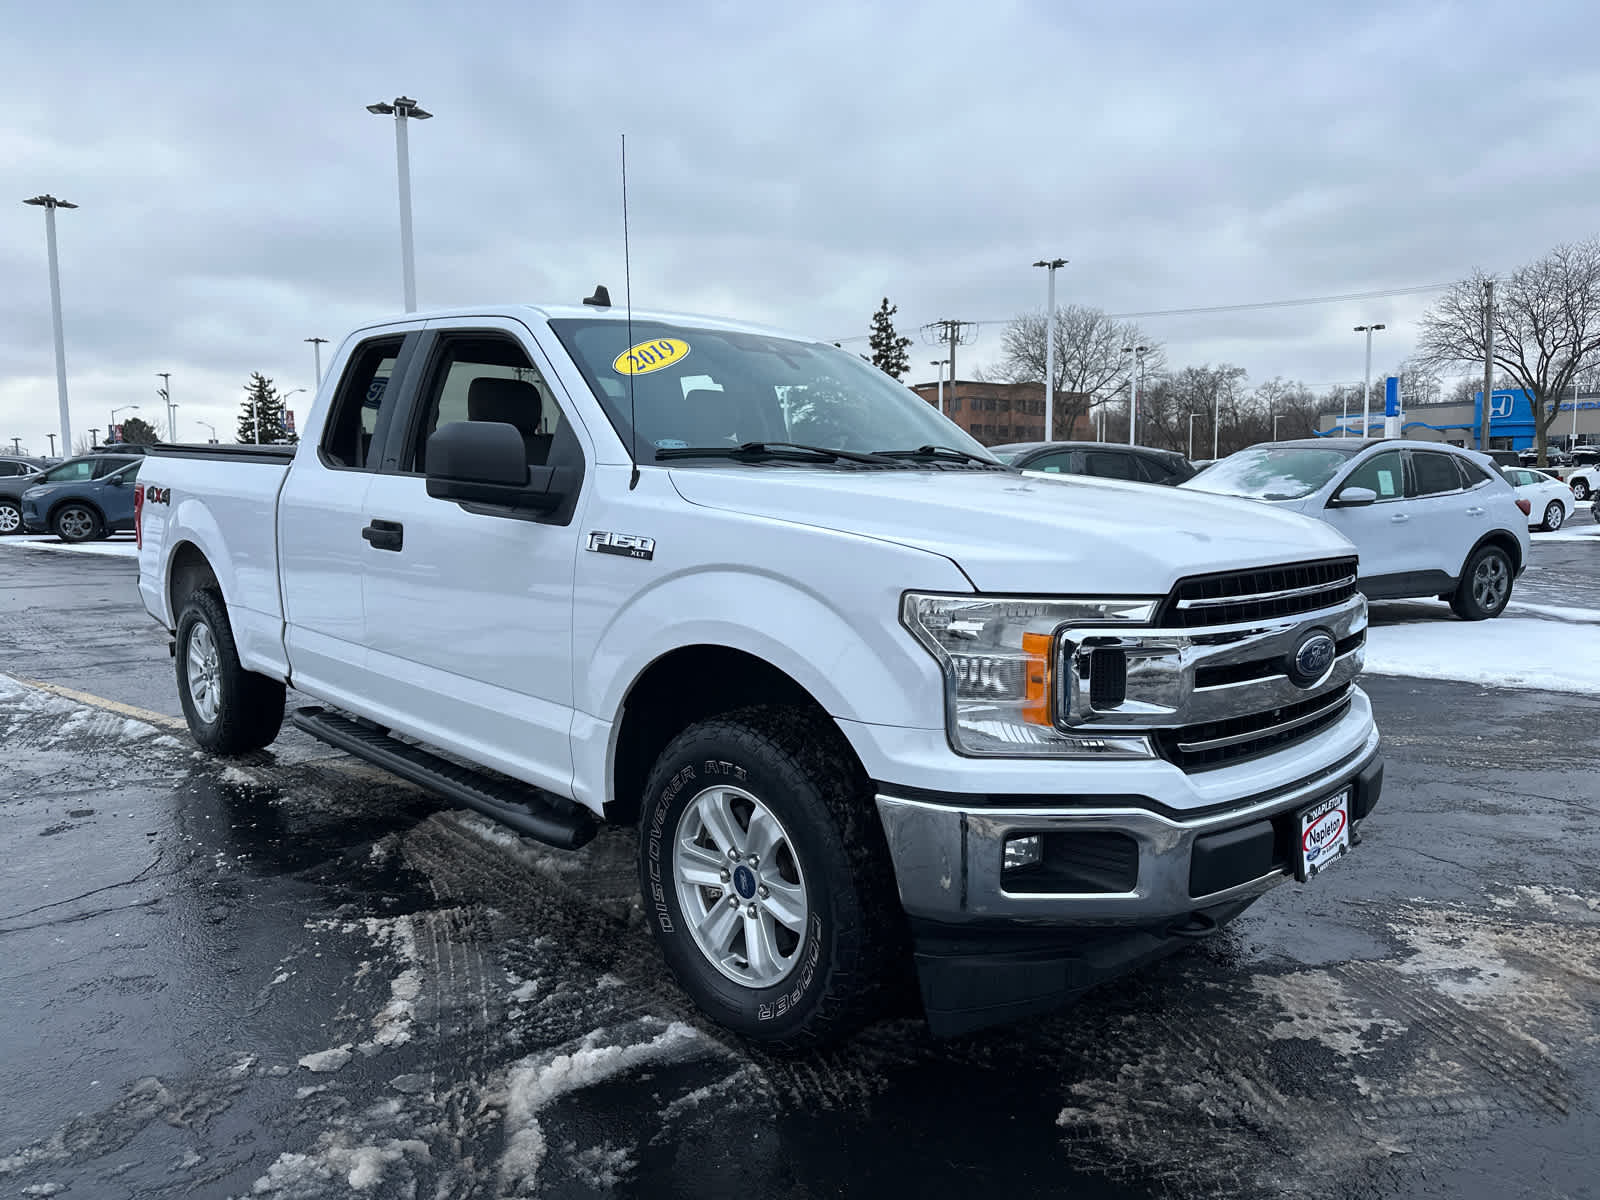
xmin=290 ymin=706 xmax=597 ymax=850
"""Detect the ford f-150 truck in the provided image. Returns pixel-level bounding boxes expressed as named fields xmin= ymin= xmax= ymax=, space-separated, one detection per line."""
xmin=136 ymin=301 xmax=1383 ymax=1047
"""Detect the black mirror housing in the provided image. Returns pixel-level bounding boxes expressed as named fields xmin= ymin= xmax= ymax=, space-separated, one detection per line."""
xmin=424 ymin=421 xmax=566 ymax=514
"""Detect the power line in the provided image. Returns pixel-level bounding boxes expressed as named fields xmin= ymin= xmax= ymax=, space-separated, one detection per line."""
xmin=829 ymin=281 xmax=1455 ymax=343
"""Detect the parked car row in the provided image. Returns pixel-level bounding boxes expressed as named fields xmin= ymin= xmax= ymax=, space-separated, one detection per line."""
xmin=0 ymin=450 xmax=143 ymax=540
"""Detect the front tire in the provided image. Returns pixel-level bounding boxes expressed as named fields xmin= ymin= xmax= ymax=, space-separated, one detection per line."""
xmin=638 ymin=706 xmax=905 ymax=1049
xmin=1571 ymin=479 xmax=1590 ymax=501
xmin=0 ymin=500 xmax=21 ymax=536
xmin=1449 ymin=544 xmax=1514 ymax=621
xmin=175 ymin=589 xmax=286 ymax=754
xmin=1542 ymin=501 xmax=1565 ymax=531
xmin=53 ymin=503 xmax=102 ymax=543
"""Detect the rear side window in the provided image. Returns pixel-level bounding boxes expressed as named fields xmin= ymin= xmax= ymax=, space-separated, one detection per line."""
xmin=322 ymin=338 xmax=404 ymax=469
xmin=1411 ymin=451 xmax=1463 ymax=496
xmin=1083 ymin=451 xmax=1138 ymax=480
xmin=1458 ymin=458 xmax=1495 ymax=488
xmin=1341 ymin=450 xmax=1404 ymax=500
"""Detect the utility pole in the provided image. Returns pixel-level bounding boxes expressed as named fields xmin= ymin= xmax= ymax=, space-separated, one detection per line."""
xmin=306 ymin=336 xmax=329 ymax=386
xmin=1033 ymin=258 xmax=1067 ymax=440
xmin=1354 ymin=324 xmax=1385 ymax=438
xmin=921 ymin=319 xmax=978 ymax=401
xmin=157 ymin=373 xmax=175 ymax=442
xmin=1479 ymin=280 xmax=1496 ymax=451
xmin=930 ymin=358 xmax=949 ymax=415
xmin=24 ymin=195 xmax=78 ymax=457
xmin=367 ymin=97 xmax=432 ymax=312
xmin=9 ymin=437 xmax=20 ymax=455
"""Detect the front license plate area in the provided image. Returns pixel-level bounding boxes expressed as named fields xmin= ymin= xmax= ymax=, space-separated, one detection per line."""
xmin=1296 ymin=788 xmax=1352 ymax=882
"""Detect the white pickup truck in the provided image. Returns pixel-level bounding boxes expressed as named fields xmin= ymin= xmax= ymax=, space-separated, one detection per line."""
xmin=136 ymin=301 xmax=1383 ymax=1047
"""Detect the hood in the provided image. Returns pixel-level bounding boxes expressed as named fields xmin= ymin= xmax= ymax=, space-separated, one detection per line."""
xmin=668 ymin=467 xmax=1357 ymax=594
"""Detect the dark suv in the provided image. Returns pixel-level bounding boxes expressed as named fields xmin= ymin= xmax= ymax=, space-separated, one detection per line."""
xmin=988 ymin=441 xmax=1197 ymax=485
xmin=1 ymin=453 xmax=141 ymax=538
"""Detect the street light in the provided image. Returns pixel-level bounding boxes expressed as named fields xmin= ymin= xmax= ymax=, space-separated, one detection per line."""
xmin=1121 ymin=345 xmax=1149 ymax=445
xmin=306 ymin=336 xmax=329 ymax=386
xmin=1354 ymin=324 xmax=1386 ymax=439
xmin=930 ymin=358 xmax=950 ymax=416
xmin=367 ymin=97 xmax=432 ymax=312
xmin=157 ymin=373 xmax=175 ymax=442
xmin=24 ymin=194 xmax=78 ymax=456
xmin=197 ymin=421 xmax=218 ymax=444
xmin=1033 ymin=258 xmax=1067 ymax=440
xmin=1188 ymin=412 xmax=1201 ymax=460
xmin=110 ymin=404 xmax=140 ymax=445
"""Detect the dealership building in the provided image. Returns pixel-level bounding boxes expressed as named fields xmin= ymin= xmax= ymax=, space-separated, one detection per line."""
xmin=1314 ymin=388 xmax=1600 ymax=450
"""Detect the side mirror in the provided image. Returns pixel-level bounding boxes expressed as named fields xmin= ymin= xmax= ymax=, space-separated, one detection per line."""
xmin=424 ymin=421 xmax=567 ymax=514
xmin=106 ymin=474 xmax=125 ymax=487
xmin=1330 ymin=485 xmax=1378 ymax=508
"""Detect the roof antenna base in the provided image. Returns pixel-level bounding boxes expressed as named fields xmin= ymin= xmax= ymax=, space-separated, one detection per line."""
xmin=583 ymin=284 xmax=612 ymax=308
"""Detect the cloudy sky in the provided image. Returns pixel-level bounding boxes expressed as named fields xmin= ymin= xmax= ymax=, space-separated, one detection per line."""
xmin=3 ymin=0 xmax=1598 ymax=454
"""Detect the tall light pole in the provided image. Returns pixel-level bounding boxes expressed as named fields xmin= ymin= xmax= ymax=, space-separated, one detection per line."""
xmin=930 ymin=358 xmax=949 ymax=416
xmin=306 ymin=336 xmax=329 ymax=386
xmin=1354 ymin=324 xmax=1386 ymax=439
xmin=198 ymin=421 xmax=218 ymax=444
xmin=157 ymin=373 xmax=175 ymax=442
xmin=24 ymin=195 xmax=78 ymax=456
xmin=1188 ymin=412 xmax=1200 ymax=460
xmin=110 ymin=404 xmax=140 ymax=445
xmin=1122 ymin=345 xmax=1149 ymax=445
xmin=46 ymin=434 xmax=57 ymax=457
xmin=367 ymin=97 xmax=432 ymax=313
xmin=1033 ymin=258 xmax=1067 ymax=440
xmin=1274 ymin=414 xmax=1287 ymax=441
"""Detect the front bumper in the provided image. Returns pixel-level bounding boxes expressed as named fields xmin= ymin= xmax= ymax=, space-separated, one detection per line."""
xmin=875 ymin=733 xmax=1383 ymax=1034
xmin=21 ymin=499 xmax=44 ymax=532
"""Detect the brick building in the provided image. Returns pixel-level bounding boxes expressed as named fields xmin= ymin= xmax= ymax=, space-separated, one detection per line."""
xmin=909 ymin=379 xmax=1094 ymax=445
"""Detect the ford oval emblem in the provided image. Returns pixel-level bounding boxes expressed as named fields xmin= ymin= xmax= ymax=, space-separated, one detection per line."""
xmin=1288 ymin=631 xmax=1337 ymax=688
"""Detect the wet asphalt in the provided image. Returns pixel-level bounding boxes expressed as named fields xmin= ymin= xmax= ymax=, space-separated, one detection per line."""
xmin=0 ymin=535 xmax=1597 ymax=1199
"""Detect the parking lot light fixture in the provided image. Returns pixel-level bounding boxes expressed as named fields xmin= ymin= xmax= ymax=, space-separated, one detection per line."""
xmin=1033 ymin=258 xmax=1067 ymax=440
xmin=25 ymin=194 xmax=78 ymax=457
xmin=368 ymin=97 xmax=432 ymax=312
xmin=1354 ymin=324 xmax=1386 ymax=438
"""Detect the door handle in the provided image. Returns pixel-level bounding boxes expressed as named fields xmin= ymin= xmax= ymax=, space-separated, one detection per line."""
xmin=362 ymin=519 xmax=404 ymax=552
xmin=1465 ymin=506 xmax=1485 ymax=516
xmin=1389 ymin=513 xmax=1409 ymax=523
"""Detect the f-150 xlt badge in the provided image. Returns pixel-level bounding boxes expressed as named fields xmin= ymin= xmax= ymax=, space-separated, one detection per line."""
xmin=587 ymin=531 xmax=655 ymax=561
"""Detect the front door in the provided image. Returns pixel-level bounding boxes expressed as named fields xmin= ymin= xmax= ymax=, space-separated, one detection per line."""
xmin=1320 ymin=448 xmax=1413 ymax=585
xmin=358 ymin=318 xmax=591 ymax=796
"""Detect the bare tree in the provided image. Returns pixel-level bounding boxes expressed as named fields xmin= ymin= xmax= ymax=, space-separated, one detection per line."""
xmin=996 ymin=305 xmax=1162 ymax=439
xmin=72 ymin=431 xmax=99 ymax=455
xmin=1417 ymin=240 xmax=1600 ymax=465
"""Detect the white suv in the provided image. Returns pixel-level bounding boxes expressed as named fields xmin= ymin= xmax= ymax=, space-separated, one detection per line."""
xmin=1184 ymin=439 xmax=1531 ymax=620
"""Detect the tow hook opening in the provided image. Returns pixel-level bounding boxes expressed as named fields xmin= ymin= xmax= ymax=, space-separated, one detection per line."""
xmin=1167 ymin=911 xmax=1220 ymax=939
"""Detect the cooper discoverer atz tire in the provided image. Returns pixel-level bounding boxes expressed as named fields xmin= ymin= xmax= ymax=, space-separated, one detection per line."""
xmin=639 ymin=705 xmax=905 ymax=1050
xmin=176 ymin=589 xmax=286 ymax=754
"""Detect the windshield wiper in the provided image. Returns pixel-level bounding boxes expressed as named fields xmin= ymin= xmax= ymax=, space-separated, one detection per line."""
xmin=872 ymin=444 xmax=1003 ymax=465
xmin=655 ymin=441 xmax=895 ymax=465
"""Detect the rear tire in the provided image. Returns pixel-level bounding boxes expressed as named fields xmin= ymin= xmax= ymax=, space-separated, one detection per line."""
xmin=53 ymin=503 xmax=102 ymax=543
xmin=638 ymin=705 xmax=905 ymax=1050
xmin=1542 ymin=501 xmax=1565 ymax=532
xmin=1449 ymin=544 xmax=1514 ymax=621
xmin=0 ymin=500 xmax=20 ymax=536
xmin=1571 ymin=479 xmax=1590 ymax=501
xmin=175 ymin=589 xmax=286 ymax=754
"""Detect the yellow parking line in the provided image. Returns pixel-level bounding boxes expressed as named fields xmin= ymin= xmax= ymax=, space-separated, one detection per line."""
xmin=5 ymin=675 xmax=188 ymax=732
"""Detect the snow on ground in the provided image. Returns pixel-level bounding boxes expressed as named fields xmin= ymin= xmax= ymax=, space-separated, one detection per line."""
xmin=0 ymin=533 xmax=137 ymax=557
xmin=1365 ymin=608 xmax=1600 ymax=694
xmin=1532 ymin=523 xmax=1600 ymax=544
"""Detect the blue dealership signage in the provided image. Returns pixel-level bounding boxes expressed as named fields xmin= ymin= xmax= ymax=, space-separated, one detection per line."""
xmin=1385 ymin=376 xmax=1399 ymax=418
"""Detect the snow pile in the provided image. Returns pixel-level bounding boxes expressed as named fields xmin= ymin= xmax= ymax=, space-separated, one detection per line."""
xmin=249 ymin=1135 xmax=429 ymax=1195
xmin=498 ymin=1022 xmax=702 ymax=1195
xmin=1364 ymin=613 xmax=1600 ymax=694
xmin=361 ymin=916 xmax=421 ymax=1049
xmin=298 ymin=1046 xmax=353 ymax=1073
xmin=0 ymin=534 xmax=138 ymax=558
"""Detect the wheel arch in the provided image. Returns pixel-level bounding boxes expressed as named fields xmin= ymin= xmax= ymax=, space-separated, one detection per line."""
xmin=605 ymin=644 xmax=868 ymax=827
xmin=167 ymin=540 xmax=222 ymax=625
xmin=48 ymin=495 xmax=106 ymax=532
xmin=1463 ymin=528 xmax=1523 ymax=575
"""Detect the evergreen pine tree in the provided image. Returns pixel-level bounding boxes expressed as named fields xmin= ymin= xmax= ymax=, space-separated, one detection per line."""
xmin=868 ymin=297 xmax=913 ymax=379
xmin=236 ymin=373 xmax=295 ymax=444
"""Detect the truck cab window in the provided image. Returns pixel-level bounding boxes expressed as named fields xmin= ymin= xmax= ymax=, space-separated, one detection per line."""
xmin=322 ymin=339 xmax=402 ymax=469
xmin=404 ymin=336 xmax=568 ymax=473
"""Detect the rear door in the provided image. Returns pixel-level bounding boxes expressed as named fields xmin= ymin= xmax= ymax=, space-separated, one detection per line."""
xmin=1080 ymin=449 xmax=1142 ymax=481
xmin=278 ymin=329 xmax=421 ymax=708
xmin=1406 ymin=448 xmax=1479 ymax=580
xmin=1320 ymin=448 xmax=1411 ymax=583
xmin=356 ymin=317 xmax=592 ymax=795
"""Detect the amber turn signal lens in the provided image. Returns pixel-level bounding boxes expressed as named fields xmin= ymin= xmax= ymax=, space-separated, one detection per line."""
xmin=1021 ymin=632 xmax=1053 ymax=726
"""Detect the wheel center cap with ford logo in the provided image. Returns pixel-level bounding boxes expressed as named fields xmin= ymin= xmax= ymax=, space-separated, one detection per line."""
xmin=732 ymin=865 xmax=758 ymax=899
xmin=1286 ymin=629 xmax=1336 ymax=688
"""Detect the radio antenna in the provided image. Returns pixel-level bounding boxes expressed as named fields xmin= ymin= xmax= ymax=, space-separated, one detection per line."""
xmin=622 ymin=133 xmax=640 ymax=490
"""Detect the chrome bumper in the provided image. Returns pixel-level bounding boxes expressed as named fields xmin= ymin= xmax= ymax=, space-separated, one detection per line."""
xmin=875 ymin=726 xmax=1382 ymax=926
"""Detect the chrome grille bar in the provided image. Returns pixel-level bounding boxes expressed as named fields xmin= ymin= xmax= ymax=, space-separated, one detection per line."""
xmin=1176 ymin=690 xmax=1353 ymax=754
xmin=1176 ymin=574 xmax=1358 ymax=611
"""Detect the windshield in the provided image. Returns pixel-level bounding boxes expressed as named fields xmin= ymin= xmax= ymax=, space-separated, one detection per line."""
xmin=1183 ymin=445 xmax=1356 ymax=500
xmin=549 ymin=319 xmax=993 ymax=462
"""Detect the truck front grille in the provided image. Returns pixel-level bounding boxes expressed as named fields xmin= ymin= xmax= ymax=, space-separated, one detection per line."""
xmin=1156 ymin=684 xmax=1353 ymax=771
xmin=1163 ymin=557 xmax=1358 ymax=628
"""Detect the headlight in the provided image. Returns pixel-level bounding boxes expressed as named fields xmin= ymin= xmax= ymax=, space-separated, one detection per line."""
xmin=902 ymin=593 xmax=1162 ymax=758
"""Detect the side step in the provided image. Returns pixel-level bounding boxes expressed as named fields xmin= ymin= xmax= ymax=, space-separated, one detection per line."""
xmin=290 ymin=706 xmax=598 ymax=850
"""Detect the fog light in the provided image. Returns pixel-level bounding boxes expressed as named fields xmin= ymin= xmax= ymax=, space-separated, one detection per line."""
xmin=1003 ymin=834 xmax=1043 ymax=872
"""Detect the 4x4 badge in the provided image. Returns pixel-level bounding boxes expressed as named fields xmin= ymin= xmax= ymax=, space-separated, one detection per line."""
xmin=587 ymin=531 xmax=655 ymax=561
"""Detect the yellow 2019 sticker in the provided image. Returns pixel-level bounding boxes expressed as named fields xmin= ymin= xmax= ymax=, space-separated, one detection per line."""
xmin=613 ymin=337 xmax=690 ymax=375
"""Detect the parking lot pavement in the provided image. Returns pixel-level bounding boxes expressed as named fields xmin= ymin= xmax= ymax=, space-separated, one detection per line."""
xmin=2 ymin=542 xmax=1598 ymax=1199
